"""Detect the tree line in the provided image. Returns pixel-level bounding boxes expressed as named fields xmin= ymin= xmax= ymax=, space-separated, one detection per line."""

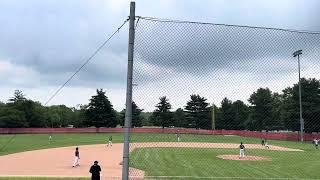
xmin=1 ymin=78 xmax=320 ymax=132
xmin=151 ymin=78 xmax=320 ymax=133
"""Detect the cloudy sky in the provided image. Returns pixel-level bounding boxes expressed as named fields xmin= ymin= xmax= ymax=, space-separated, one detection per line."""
xmin=1 ymin=0 xmax=320 ymax=111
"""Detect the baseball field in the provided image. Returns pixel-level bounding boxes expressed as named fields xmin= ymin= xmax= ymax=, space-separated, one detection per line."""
xmin=0 ymin=133 xmax=318 ymax=179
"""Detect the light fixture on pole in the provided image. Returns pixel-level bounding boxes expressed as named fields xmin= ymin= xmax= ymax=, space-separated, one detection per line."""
xmin=293 ymin=49 xmax=304 ymax=142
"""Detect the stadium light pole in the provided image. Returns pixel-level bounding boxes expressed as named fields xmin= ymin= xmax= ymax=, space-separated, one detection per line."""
xmin=122 ymin=2 xmax=135 ymax=180
xmin=293 ymin=50 xmax=304 ymax=142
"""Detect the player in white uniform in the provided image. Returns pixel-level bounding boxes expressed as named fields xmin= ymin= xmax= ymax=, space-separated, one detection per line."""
xmin=49 ymin=135 xmax=52 ymax=143
xmin=107 ymin=136 xmax=112 ymax=147
xmin=314 ymin=139 xmax=319 ymax=149
xmin=265 ymin=139 xmax=270 ymax=149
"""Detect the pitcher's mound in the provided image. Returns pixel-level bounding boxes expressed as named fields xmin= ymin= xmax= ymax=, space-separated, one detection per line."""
xmin=217 ymin=154 xmax=270 ymax=161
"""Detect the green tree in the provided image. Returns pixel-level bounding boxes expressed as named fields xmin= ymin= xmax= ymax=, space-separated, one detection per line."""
xmin=6 ymin=90 xmax=46 ymax=127
xmin=151 ymin=96 xmax=173 ymax=128
xmin=185 ymin=94 xmax=210 ymax=129
xmin=120 ymin=101 xmax=143 ymax=127
xmin=46 ymin=105 xmax=75 ymax=127
xmin=232 ymin=100 xmax=249 ymax=130
xmin=0 ymin=107 xmax=28 ymax=128
xmin=85 ymin=89 xmax=117 ymax=128
xmin=72 ymin=104 xmax=88 ymax=128
xmin=282 ymin=78 xmax=320 ymax=132
xmin=173 ymin=108 xmax=187 ymax=127
xmin=271 ymin=93 xmax=284 ymax=130
xmin=8 ymin=90 xmax=26 ymax=102
xmin=220 ymin=98 xmax=235 ymax=130
xmin=140 ymin=112 xmax=153 ymax=126
xmin=248 ymin=88 xmax=275 ymax=131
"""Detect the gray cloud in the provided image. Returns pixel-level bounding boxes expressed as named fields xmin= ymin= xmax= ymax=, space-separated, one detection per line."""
xmin=133 ymin=18 xmax=320 ymax=86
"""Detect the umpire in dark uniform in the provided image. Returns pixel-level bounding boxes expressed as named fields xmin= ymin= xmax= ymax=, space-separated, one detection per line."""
xmin=89 ymin=161 xmax=101 ymax=180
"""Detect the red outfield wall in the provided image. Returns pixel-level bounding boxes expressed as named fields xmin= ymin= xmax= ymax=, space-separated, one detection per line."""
xmin=0 ymin=128 xmax=319 ymax=141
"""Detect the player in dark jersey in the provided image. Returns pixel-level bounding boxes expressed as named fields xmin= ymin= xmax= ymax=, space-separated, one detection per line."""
xmin=239 ymin=142 xmax=245 ymax=158
xmin=261 ymin=138 xmax=265 ymax=146
xmin=89 ymin=160 xmax=101 ymax=180
xmin=72 ymin=147 xmax=80 ymax=167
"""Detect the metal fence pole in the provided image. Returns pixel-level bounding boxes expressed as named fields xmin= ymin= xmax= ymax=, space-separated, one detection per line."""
xmin=122 ymin=2 xmax=135 ymax=180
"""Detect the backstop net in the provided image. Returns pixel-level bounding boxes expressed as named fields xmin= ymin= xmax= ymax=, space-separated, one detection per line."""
xmin=129 ymin=16 xmax=320 ymax=179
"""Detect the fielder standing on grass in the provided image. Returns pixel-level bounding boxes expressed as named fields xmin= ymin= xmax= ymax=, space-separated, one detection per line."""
xmin=314 ymin=138 xmax=319 ymax=149
xmin=239 ymin=142 xmax=245 ymax=158
xmin=48 ymin=135 xmax=52 ymax=144
xmin=72 ymin=147 xmax=80 ymax=167
xmin=107 ymin=136 xmax=112 ymax=147
xmin=177 ymin=133 xmax=181 ymax=142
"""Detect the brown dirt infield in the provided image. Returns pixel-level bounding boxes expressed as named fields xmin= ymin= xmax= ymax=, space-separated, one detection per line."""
xmin=217 ymin=154 xmax=271 ymax=161
xmin=0 ymin=142 xmax=302 ymax=178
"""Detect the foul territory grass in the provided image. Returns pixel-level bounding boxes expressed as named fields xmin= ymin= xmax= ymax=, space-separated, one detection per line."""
xmin=0 ymin=133 xmax=315 ymax=156
xmin=130 ymin=147 xmax=320 ymax=179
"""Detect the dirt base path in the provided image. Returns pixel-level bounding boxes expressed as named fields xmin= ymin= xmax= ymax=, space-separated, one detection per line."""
xmin=130 ymin=142 xmax=303 ymax=152
xmin=217 ymin=154 xmax=271 ymax=161
xmin=0 ymin=142 xmax=302 ymax=178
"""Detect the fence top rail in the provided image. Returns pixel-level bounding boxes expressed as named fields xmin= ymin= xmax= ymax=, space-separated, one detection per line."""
xmin=136 ymin=16 xmax=320 ymax=35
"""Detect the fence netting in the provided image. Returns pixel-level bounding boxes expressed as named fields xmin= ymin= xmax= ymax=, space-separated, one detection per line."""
xmin=129 ymin=17 xmax=320 ymax=179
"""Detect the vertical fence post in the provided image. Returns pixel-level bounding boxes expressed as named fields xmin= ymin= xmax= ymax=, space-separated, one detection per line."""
xmin=122 ymin=1 xmax=135 ymax=180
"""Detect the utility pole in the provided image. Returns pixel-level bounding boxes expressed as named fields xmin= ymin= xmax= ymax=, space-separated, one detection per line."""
xmin=122 ymin=2 xmax=135 ymax=180
xmin=293 ymin=50 xmax=304 ymax=142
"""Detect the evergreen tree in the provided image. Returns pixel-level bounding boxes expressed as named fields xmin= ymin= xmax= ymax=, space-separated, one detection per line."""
xmin=173 ymin=108 xmax=187 ymax=127
xmin=85 ymin=89 xmax=117 ymax=128
xmin=220 ymin=98 xmax=234 ymax=130
xmin=185 ymin=94 xmax=210 ymax=129
xmin=120 ymin=101 xmax=143 ymax=127
xmin=248 ymin=88 xmax=275 ymax=131
xmin=151 ymin=96 xmax=173 ymax=128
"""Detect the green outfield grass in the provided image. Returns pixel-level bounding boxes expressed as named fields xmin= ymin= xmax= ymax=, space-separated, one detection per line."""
xmin=0 ymin=133 xmax=314 ymax=156
xmin=130 ymin=147 xmax=319 ymax=179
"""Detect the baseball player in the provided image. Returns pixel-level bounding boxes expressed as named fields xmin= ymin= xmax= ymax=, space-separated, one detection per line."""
xmin=239 ymin=142 xmax=245 ymax=158
xmin=72 ymin=147 xmax=80 ymax=167
xmin=261 ymin=138 xmax=265 ymax=146
xmin=264 ymin=139 xmax=270 ymax=149
xmin=314 ymin=139 xmax=319 ymax=149
xmin=107 ymin=136 xmax=112 ymax=147
xmin=49 ymin=135 xmax=52 ymax=143
xmin=176 ymin=133 xmax=181 ymax=142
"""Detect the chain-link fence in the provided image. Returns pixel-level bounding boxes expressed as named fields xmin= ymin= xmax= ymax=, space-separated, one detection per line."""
xmin=129 ymin=17 xmax=320 ymax=179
